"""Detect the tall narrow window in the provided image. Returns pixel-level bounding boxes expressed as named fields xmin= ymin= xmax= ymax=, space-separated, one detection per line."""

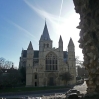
xmin=53 ymin=60 xmax=54 ymax=64
xmin=35 ymin=74 xmax=37 ymax=79
xmin=44 ymin=44 xmax=45 ymax=48
xmin=45 ymin=52 xmax=57 ymax=71
xmin=47 ymin=44 xmax=49 ymax=48
xmin=35 ymin=82 xmax=37 ymax=86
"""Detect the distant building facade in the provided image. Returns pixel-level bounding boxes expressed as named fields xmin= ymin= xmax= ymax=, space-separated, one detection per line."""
xmin=19 ymin=22 xmax=76 ymax=87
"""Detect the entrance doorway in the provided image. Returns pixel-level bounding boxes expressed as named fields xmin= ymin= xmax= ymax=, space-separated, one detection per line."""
xmin=49 ymin=77 xmax=54 ymax=86
xmin=35 ymin=82 xmax=37 ymax=86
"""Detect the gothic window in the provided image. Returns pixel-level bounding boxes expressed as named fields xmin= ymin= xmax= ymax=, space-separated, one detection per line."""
xmin=44 ymin=44 xmax=45 ymax=48
xmin=47 ymin=44 xmax=49 ymax=48
xmin=35 ymin=82 xmax=37 ymax=86
xmin=33 ymin=59 xmax=39 ymax=66
xmin=23 ymin=61 xmax=26 ymax=67
xmin=45 ymin=52 xmax=57 ymax=71
xmin=35 ymin=74 xmax=37 ymax=79
xmin=44 ymin=44 xmax=49 ymax=48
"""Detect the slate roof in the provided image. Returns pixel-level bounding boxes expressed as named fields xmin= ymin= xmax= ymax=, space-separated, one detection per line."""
xmin=63 ymin=51 xmax=68 ymax=59
xmin=34 ymin=51 xmax=39 ymax=58
xmin=63 ymin=51 xmax=68 ymax=62
xmin=1 ymin=68 xmax=18 ymax=73
xmin=22 ymin=50 xmax=39 ymax=58
xmin=22 ymin=50 xmax=27 ymax=57
xmin=22 ymin=50 xmax=68 ymax=59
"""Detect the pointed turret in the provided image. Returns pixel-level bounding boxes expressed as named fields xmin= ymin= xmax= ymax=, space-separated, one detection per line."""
xmin=59 ymin=35 xmax=63 ymax=42
xmin=67 ymin=38 xmax=76 ymax=84
xmin=68 ymin=38 xmax=74 ymax=46
xmin=26 ymin=41 xmax=34 ymax=86
xmin=59 ymin=35 xmax=63 ymax=51
xmin=40 ymin=21 xmax=51 ymax=41
xmin=68 ymin=38 xmax=75 ymax=52
xmin=27 ymin=41 xmax=33 ymax=50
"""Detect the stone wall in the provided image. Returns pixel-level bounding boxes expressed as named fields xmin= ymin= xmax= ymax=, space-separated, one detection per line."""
xmin=73 ymin=0 xmax=99 ymax=94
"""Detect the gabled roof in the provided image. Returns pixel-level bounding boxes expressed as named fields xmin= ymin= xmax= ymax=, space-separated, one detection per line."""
xmin=40 ymin=21 xmax=51 ymax=41
xmin=63 ymin=51 xmax=68 ymax=59
xmin=22 ymin=50 xmax=68 ymax=60
xmin=34 ymin=51 xmax=39 ymax=58
xmin=22 ymin=50 xmax=39 ymax=58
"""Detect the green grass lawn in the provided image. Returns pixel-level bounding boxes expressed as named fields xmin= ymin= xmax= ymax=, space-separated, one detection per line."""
xmin=0 ymin=86 xmax=70 ymax=93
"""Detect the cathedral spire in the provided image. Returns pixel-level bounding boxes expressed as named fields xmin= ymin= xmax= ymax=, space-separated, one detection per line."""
xmin=27 ymin=41 xmax=33 ymax=50
xmin=40 ymin=21 xmax=51 ymax=41
xmin=68 ymin=38 xmax=74 ymax=46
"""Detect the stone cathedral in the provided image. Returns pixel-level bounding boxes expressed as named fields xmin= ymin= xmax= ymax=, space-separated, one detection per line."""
xmin=19 ymin=22 xmax=76 ymax=87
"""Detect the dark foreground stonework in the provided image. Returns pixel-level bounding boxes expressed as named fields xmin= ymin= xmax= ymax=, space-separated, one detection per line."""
xmin=73 ymin=0 xmax=99 ymax=94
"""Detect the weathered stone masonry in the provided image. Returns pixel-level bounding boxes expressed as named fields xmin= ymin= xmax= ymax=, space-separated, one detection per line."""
xmin=73 ymin=0 xmax=99 ymax=93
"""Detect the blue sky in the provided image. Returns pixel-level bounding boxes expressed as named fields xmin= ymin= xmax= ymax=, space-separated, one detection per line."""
xmin=0 ymin=0 xmax=82 ymax=68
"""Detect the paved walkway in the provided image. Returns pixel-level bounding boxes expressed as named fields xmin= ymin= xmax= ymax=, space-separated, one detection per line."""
xmin=0 ymin=88 xmax=69 ymax=98
xmin=0 ymin=82 xmax=87 ymax=99
xmin=41 ymin=93 xmax=66 ymax=99
xmin=73 ymin=81 xmax=87 ymax=94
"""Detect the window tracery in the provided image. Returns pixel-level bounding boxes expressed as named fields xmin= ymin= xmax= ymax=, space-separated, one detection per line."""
xmin=45 ymin=52 xmax=57 ymax=71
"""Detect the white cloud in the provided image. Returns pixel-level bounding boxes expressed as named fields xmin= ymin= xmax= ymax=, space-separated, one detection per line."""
xmin=24 ymin=0 xmax=65 ymax=25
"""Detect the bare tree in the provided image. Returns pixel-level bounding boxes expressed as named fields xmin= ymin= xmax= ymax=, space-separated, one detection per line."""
xmin=0 ymin=57 xmax=5 ymax=68
xmin=75 ymin=56 xmax=83 ymax=66
xmin=0 ymin=57 xmax=13 ymax=69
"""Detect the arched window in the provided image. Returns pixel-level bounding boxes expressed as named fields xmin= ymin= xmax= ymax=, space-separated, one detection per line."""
xmin=47 ymin=44 xmax=49 ymax=48
xmin=44 ymin=44 xmax=45 ymax=48
xmin=46 ymin=52 xmax=57 ymax=71
xmin=35 ymin=74 xmax=37 ymax=79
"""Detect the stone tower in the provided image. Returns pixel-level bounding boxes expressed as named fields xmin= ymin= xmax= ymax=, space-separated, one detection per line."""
xmin=59 ymin=35 xmax=63 ymax=58
xmin=39 ymin=21 xmax=52 ymax=51
xmin=39 ymin=21 xmax=52 ymax=70
xmin=26 ymin=41 xmax=34 ymax=86
xmin=68 ymin=38 xmax=76 ymax=84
